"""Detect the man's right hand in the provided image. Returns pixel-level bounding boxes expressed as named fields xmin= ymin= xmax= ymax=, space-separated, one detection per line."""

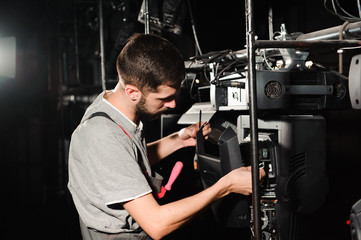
xmin=223 ymin=166 xmax=266 ymax=196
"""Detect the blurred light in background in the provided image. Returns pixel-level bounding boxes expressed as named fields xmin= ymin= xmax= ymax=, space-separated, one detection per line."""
xmin=0 ymin=36 xmax=16 ymax=78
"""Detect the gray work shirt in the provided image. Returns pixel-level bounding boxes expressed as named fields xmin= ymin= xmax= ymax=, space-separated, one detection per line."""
xmin=68 ymin=91 xmax=157 ymax=233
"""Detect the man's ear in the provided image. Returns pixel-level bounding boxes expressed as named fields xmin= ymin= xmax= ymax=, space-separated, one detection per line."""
xmin=124 ymin=85 xmax=141 ymax=101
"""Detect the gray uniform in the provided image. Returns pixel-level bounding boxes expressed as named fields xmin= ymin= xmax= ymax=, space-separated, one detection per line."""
xmin=68 ymin=91 xmax=162 ymax=239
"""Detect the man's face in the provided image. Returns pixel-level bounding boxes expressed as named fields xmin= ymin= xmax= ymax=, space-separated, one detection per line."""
xmin=136 ymin=84 xmax=177 ymax=120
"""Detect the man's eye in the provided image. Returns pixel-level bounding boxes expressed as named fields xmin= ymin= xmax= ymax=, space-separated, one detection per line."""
xmin=160 ymin=96 xmax=174 ymax=102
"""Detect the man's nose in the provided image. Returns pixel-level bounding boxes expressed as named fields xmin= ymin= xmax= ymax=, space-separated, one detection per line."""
xmin=164 ymin=99 xmax=176 ymax=108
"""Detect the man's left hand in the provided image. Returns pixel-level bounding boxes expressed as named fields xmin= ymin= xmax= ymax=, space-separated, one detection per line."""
xmin=178 ymin=121 xmax=211 ymax=147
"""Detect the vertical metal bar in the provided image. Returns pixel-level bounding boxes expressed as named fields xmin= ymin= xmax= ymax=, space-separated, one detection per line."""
xmin=144 ymin=0 xmax=150 ymax=34
xmin=245 ymin=0 xmax=261 ymax=239
xmin=338 ymin=22 xmax=350 ymax=74
xmin=268 ymin=3 xmax=273 ymax=40
xmin=99 ymin=0 xmax=106 ymax=91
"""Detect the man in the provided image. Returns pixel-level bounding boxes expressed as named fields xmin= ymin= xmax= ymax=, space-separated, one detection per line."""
xmin=68 ymin=33 xmax=260 ymax=240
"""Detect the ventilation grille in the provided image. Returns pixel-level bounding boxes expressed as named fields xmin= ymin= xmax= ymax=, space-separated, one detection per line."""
xmin=265 ymin=81 xmax=282 ymax=99
xmin=333 ymin=82 xmax=346 ymax=99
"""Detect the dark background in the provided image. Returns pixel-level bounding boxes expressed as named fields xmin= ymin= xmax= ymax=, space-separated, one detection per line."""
xmin=0 ymin=0 xmax=360 ymax=239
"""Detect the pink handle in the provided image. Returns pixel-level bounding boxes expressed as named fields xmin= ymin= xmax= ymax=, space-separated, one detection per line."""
xmin=164 ymin=161 xmax=183 ymax=191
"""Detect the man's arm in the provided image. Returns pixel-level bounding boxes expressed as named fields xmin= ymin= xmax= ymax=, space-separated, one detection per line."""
xmin=146 ymin=131 xmax=184 ymax=166
xmin=123 ymin=167 xmax=255 ymax=240
xmin=146 ymin=122 xmax=211 ymax=166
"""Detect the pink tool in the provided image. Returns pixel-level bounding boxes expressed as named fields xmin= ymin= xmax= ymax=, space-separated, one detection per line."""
xmin=157 ymin=161 xmax=183 ymax=199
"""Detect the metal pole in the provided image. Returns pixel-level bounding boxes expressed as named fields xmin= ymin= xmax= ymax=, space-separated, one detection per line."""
xmin=296 ymin=21 xmax=361 ymax=40
xmin=144 ymin=0 xmax=150 ymax=34
xmin=268 ymin=3 xmax=273 ymax=40
xmin=245 ymin=0 xmax=261 ymax=239
xmin=255 ymin=39 xmax=361 ymax=48
xmin=99 ymin=0 xmax=106 ymax=91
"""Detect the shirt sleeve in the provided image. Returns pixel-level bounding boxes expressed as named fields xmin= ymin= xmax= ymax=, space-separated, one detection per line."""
xmin=77 ymin=117 xmax=152 ymax=205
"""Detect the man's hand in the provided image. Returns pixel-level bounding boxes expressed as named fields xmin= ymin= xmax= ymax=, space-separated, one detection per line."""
xmin=222 ymin=166 xmax=267 ymax=196
xmin=242 ymin=165 xmax=266 ymax=180
xmin=178 ymin=121 xmax=211 ymax=147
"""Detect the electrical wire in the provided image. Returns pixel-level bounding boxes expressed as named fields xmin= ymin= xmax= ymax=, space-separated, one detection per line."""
xmin=211 ymin=58 xmax=247 ymax=85
xmin=313 ymin=62 xmax=348 ymax=80
xmin=191 ymin=49 xmax=232 ymax=64
xmin=262 ymin=50 xmax=275 ymax=70
xmin=186 ymin=0 xmax=202 ymax=56
xmin=324 ymin=0 xmax=361 ymax=22
xmin=189 ymin=74 xmax=198 ymax=99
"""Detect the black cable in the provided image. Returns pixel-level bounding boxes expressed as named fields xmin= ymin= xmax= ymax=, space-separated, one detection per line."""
xmin=334 ymin=0 xmax=358 ymax=18
xmin=313 ymin=62 xmax=348 ymax=80
xmin=186 ymin=0 xmax=202 ymax=55
xmin=324 ymin=0 xmax=361 ymax=22
xmin=211 ymin=58 xmax=247 ymax=85
xmin=190 ymin=49 xmax=232 ymax=63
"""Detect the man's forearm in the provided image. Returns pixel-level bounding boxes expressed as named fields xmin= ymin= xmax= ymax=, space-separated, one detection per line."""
xmin=157 ymin=175 xmax=230 ymax=230
xmin=146 ymin=131 xmax=184 ymax=166
xmin=123 ymin=175 xmax=231 ymax=240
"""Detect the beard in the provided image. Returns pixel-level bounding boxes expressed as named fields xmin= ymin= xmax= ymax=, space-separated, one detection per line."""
xmin=136 ymin=95 xmax=167 ymax=120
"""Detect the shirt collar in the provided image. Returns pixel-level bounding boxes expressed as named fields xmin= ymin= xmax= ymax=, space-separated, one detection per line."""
xmin=101 ymin=91 xmax=143 ymax=132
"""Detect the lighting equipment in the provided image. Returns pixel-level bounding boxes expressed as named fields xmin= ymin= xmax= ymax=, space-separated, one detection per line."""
xmin=0 ymin=36 xmax=16 ymax=78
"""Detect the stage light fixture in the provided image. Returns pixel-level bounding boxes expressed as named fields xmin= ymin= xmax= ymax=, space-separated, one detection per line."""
xmin=0 ymin=36 xmax=16 ymax=79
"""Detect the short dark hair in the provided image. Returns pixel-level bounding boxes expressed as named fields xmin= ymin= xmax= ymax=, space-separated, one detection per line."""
xmin=116 ymin=33 xmax=185 ymax=93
